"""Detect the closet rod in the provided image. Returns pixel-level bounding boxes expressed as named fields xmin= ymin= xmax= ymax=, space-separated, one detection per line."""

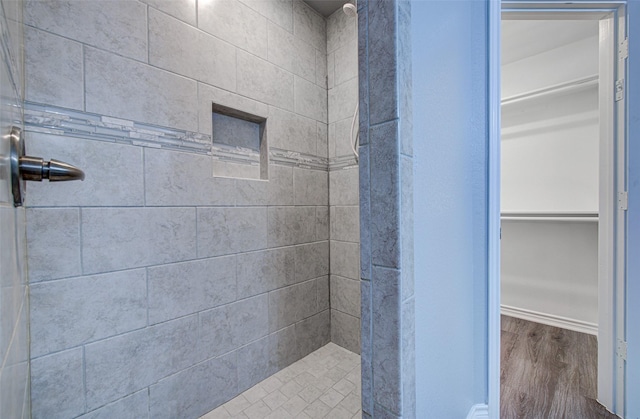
xmin=501 ymin=75 xmax=598 ymax=106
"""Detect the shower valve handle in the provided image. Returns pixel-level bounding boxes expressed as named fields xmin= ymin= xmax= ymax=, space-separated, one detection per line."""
xmin=18 ymin=156 xmax=85 ymax=182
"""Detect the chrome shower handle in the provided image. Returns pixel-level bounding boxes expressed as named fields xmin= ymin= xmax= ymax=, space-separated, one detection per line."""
xmin=19 ymin=156 xmax=85 ymax=182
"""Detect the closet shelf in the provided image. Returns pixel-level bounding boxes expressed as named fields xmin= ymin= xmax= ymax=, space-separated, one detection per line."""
xmin=501 ymin=75 xmax=598 ymax=106
xmin=501 ymin=211 xmax=598 ymax=222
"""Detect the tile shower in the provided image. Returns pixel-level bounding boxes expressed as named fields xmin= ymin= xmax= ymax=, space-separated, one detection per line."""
xmin=22 ymin=0 xmax=360 ymax=418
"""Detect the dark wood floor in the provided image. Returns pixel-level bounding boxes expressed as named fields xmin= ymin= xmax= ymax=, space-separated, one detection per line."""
xmin=500 ymin=316 xmax=619 ymax=419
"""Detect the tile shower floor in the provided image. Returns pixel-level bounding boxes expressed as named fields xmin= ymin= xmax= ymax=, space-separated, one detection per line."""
xmin=201 ymin=343 xmax=361 ymax=419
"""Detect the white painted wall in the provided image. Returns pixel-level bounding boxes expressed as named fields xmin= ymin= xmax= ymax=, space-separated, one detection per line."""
xmin=501 ymin=25 xmax=600 ymax=330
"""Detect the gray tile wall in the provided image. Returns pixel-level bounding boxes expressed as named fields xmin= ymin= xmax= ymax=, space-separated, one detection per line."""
xmin=327 ymin=7 xmax=361 ymax=355
xmin=24 ymin=1 xmax=332 ymax=418
xmin=359 ymin=1 xmax=414 ymax=418
xmin=0 ymin=0 xmax=29 ymax=417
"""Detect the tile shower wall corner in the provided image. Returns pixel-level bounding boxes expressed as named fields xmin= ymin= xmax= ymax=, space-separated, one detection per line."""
xmin=25 ymin=0 xmax=331 ymax=417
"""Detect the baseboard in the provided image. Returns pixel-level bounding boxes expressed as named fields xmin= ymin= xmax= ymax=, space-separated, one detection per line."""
xmin=466 ymin=404 xmax=489 ymax=419
xmin=501 ymin=305 xmax=598 ymax=336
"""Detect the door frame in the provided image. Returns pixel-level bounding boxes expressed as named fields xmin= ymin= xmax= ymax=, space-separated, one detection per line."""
xmin=488 ymin=1 xmax=628 ymax=417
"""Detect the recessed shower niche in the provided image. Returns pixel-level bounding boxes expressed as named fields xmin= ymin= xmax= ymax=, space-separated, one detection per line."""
xmin=211 ymin=103 xmax=268 ymax=180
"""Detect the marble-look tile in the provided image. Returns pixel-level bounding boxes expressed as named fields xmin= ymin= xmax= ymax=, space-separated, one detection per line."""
xmin=237 ymin=247 xmax=295 ymax=299
xmin=24 ymin=0 xmax=147 ymax=61
xmin=199 ymin=0 xmax=267 ymax=59
xmin=315 ymin=206 xmax=330 ymax=241
xmin=330 ymin=241 xmax=359 ymax=280
xmin=330 ymin=206 xmax=360 ymax=243
xmin=367 ymin=0 xmax=398 ymax=125
xmin=294 ymin=168 xmax=328 ymax=206
xmin=372 ymin=266 xmax=401 ymax=415
xmin=329 ymin=168 xmax=359 ymax=206
xmin=150 ymin=353 xmax=237 ymax=419
xmin=31 ymin=348 xmax=84 ymax=419
xmin=240 ymin=0 xmax=293 ymax=32
xmin=327 ymin=4 xmax=357 ymax=54
xmin=199 ymin=295 xmax=268 ymax=358
xmin=335 ymin=47 xmax=358 ymax=90
xmin=25 ymin=27 xmax=82 ymax=110
xmin=197 ymin=207 xmax=267 ymax=257
xmin=85 ymin=315 xmax=200 ymax=409
xmin=269 ymin=280 xmax=317 ymax=332
xmin=149 ymin=9 xmax=236 ymax=92
xmin=370 ymin=121 xmax=400 ymax=269
xmin=327 ymin=52 xmax=335 ymax=90
xmin=214 ymin=162 xmax=261 ymax=180
xmin=267 ymin=206 xmax=316 ymax=247
xmin=148 ymin=256 xmax=236 ymax=325
xmin=268 ymin=21 xmax=315 ymax=83
xmin=361 ymin=280 xmax=373 ymax=415
xmin=26 ymin=208 xmax=81 ymax=282
xmin=293 ymin=0 xmax=326 ymax=53
xmin=82 ymin=207 xmax=196 ymax=274
xmin=296 ymin=310 xmax=330 ymax=358
xmin=316 ymin=50 xmax=327 ymax=88
xmin=267 ymin=106 xmax=317 ymax=155
xmin=398 ymin=0 xmax=413 ymax=158
xmin=402 ymin=298 xmax=416 ymax=418
xmin=329 ymin=77 xmax=358 ymax=124
xmin=237 ymin=51 xmax=294 ymax=112
xmin=199 ymin=82 xmax=268 ymax=136
xmin=268 ymin=165 xmax=294 ymax=205
xmin=85 ymin=48 xmax=198 ymax=132
xmin=30 ymin=270 xmax=147 ymax=357
xmin=373 ymin=403 xmax=401 ymax=419
xmin=145 ymin=148 xmax=236 ymax=206
xmin=331 ymin=310 xmax=360 ymax=354
xmin=330 ymin=275 xmax=360 ymax=318
xmin=295 ymin=241 xmax=329 ymax=282
xmin=317 ymin=276 xmax=330 ymax=311
xmin=359 ymin=145 xmax=371 ymax=280
xmin=401 ymin=156 xmax=414 ymax=300
xmin=329 ymin=118 xmax=358 ymax=159
xmin=27 ymin=133 xmax=144 ymax=207
xmin=141 ymin=0 xmax=196 ymax=25
xmin=237 ymin=336 xmax=273 ymax=393
xmin=269 ymin=324 xmax=299 ymax=371
xmin=78 ymin=390 xmax=148 ymax=419
xmin=317 ymin=122 xmax=328 ymax=158
xmin=295 ymin=76 xmax=327 ymax=123
xmin=236 ymin=179 xmax=269 ymax=207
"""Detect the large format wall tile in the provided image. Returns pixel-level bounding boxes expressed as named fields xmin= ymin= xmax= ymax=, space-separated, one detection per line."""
xmin=330 ymin=167 xmax=359 ymax=206
xmin=85 ymin=48 xmax=198 ymax=132
xmin=331 ymin=310 xmax=360 ymax=355
xmin=197 ymin=207 xmax=268 ymax=257
xmin=199 ymin=295 xmax=269 ymax=357
xmin=149 ymin=9 xmax=236 ymax=92
xmin=330 ymin=240 xmax=360 ymax=280
xmin=30 ymin=270 xmax=147 ymax=357
xmin=237 ymin=50 xmax=295 ymax=111
xmin=25 ymin=27 xmax=83 ymax=110
xmin=329 ymin=77 xmax=358 ymax=123
xmin=31 ymin=348 xmax=84 ymax=419
xmin=293 ymin=0 xmax=326 ymax=53
xmin=268 ymin=280 xmax=318 ymax=332
xmin=78 ymin=391 xmax=148 ymax=419
xmin=144 ymin=148 xmax=236 ymax=207
xmin=240 ymin=0 xmax=293 ymax=33
xmin=295 ymin=76 xmax=328 ymax=122
xmin=85 ymin=315 xmax=200 ymax=409
xmin=295 ymin=241 xmax=329 ymax=282
xmin=268 ymin=206 xmax=317 ymax=246
xmin=26 ymin=208 xmax=81 ymax=282
xmin=296 ymin=309 xmax=331 ymax=358
xmin=237 ymin=335 xmax=273 ymax=392
xmin=334 ymin=40 xmax=359 ymax=86
xmin=141 ymin=0 xmax=197 ymax=26
xmin=330 ymin=205 xmax=360 ymax=243
xmin=82 ymin=207 xmax=197 ymax=274
xmin=24 ymin=0 xmax=147 ymax=61
xmin=268 ymin=21 xmax=316 ymax=83
xmin=148 ymin=256 xmax=236 ymax=325
xmin=150 ymin=353 xmax=238 ymax=419
xmin=327 ymin=4 xmax=357 ymax=54
xmin=268 ymin=106 xmax=317 ymax=155
xmin=237 ymin=247 xmax=296 ymax=299
xmin=294 ymin=168 xmax=328 ymax=206
xmin=198 ymin=0 xmax=267 ymax=59
xmin=27 ymin=133 xmax=144 ymax=207
xmin=330 ymin=275 xmax=361 ymax=318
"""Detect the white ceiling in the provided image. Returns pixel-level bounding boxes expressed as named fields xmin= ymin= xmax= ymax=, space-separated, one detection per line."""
xmin=502 ymin=20 xmax=599 ymax=65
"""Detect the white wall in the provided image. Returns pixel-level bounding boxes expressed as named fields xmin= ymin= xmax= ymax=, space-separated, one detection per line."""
xmin=501 ymin=25 xmax=600 ymax=330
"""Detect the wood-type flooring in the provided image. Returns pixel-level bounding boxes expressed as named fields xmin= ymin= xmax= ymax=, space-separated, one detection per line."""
xmin=500 ymin=316 xmax=619 ymax=419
